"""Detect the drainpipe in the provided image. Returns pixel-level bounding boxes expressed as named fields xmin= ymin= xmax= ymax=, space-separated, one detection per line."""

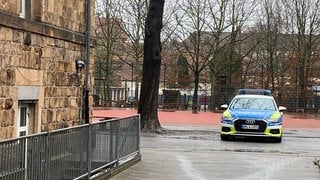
xmin=84 ymin=0 xmax=91 ymax=124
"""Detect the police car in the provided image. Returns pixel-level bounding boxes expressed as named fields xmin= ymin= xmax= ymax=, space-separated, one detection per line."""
xmin=220 ymin=89 xmax=286 ymax=142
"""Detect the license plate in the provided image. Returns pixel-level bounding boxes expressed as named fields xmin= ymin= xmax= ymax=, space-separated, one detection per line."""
xmin=242 ymin=125 xmax=259 ymax=130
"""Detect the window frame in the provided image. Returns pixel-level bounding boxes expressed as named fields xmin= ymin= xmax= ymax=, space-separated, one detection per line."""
xmin=20 ymin=0 xmax=31 ymax=19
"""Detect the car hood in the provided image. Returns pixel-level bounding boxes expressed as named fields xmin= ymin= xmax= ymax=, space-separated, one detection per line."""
xmin=229 ymin=109 xmax=276 ymax=119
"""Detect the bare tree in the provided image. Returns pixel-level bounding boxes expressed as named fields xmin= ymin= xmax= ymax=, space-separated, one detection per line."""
xmin=195 ymin=0 xmax=263 ymax=109
xmin=281 ymin=0 xmax=320 ymax=107
xmin=251 ymin=0 xmax=284 ymax=91
xmin=220 ymin=0 xmax=258 ymax=100
xmin=95 ymin=0 xmax=180 ymax=132
xmin=172 ymin=0 xmax=214 ymax=113
xmin=116 ymin=0 xmax=148 ymax=106
xmin=171 ymin=0 xmax=257 ymax=109
xmin=138 ymin=0 xmax=165 ymax=132
xmin=94 ymin=0 xmax=126 ymax=105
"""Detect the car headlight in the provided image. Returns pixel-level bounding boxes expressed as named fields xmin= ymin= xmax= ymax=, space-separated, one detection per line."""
xmin=221 ymin=110 xmax=233 ymax=121
xmin=268 ymin=112 xmax=281 ymax=122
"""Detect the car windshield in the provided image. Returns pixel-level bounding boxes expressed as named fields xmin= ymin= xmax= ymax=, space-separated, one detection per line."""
xmin=229 ymin=97 xmax=276 ymax=110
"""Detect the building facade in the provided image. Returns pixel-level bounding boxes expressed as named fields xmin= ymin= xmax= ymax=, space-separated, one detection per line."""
xmin=0 ymin=0 xmax=95 ymax=140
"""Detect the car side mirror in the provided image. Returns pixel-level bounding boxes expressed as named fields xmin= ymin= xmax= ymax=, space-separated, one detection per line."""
xmin=279 ymin=106 xmax=287 ymax=112
xmin=221 ymin=104 xmax=228 ymax=109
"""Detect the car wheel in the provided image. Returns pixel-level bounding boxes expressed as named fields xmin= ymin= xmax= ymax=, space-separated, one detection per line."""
xmin=273 ymin=136 xmax=282 ymax=143
xmin=221 ymin=135 xmax=230 ymax=141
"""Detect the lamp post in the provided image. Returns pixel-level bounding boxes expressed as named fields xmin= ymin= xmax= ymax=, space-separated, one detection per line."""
xmin=84 ymin=1 xmax=92 ymax=179
xmin=131 ymin=62 xmax=134 ymax=108
xmin=84 ymin=0 xmax=91 ymax=124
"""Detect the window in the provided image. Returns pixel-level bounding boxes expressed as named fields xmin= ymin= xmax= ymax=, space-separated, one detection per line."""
xmin=230 ymin=97 xmax=276 ymax=110
xmin=20 ymin=0 xmax=31 ymax=19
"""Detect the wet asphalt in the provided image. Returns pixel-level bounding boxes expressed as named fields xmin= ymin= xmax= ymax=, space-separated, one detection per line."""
xmin=92 ymin=109 xmax=320 ymax=180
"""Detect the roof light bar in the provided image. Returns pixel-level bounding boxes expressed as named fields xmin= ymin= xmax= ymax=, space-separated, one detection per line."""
xmin=238 ymin=89 xmax=271 ymax=96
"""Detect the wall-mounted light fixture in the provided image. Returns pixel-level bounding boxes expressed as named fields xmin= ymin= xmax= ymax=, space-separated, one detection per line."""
xmin=76 ymin=60 xmax=85 ymax=72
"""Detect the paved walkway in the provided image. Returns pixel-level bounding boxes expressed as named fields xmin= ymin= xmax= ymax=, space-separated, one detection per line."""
xmin=93 ymin=108 xmax=320 ymax=180
xmin=93 ymin=108 xmax=320 ymax=130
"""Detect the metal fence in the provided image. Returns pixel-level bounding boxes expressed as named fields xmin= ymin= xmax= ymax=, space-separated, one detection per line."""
xmin=0 ymin=115 xmax=140 ymax=180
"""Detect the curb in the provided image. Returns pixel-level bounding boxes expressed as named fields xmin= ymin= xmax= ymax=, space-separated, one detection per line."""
xmin=314 ymin=155 xmax=320 ymax=168
xmin=94 ymin=154 xmax=142 ymax=179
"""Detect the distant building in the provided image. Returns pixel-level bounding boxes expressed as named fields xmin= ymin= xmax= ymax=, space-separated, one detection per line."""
xmin=0 ymin=0 xmax=95 ymax=140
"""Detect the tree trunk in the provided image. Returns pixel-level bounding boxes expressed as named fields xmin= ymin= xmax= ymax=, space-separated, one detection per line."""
xmin=192 ymin=72 xmax=200 ymax=113
xmin=209 ymin=69 xmax=216 ymax=110
xmin=138 ymin=0 xmax=164 ymax=133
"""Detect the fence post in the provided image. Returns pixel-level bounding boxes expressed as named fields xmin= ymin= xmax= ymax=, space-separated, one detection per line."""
xmin=137 ymin=115 xmax=141 ymax=154
xmin=45 ymin=132 xmax=50 ymax=180
xmin=115 ymin=120 xmax=120 ymax=166
xmin=110 ymin=121 xmax=115 ymax=163
xmin=87 ymin=125 xmax=92 ymax=179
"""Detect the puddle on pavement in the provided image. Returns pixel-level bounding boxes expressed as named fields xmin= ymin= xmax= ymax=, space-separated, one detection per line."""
xmin=223 ymin=148 xmax=298 ymax=155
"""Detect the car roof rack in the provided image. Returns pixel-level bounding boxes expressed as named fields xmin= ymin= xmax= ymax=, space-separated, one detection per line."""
xmin=238 ymin=89 xmax=271 ymax=96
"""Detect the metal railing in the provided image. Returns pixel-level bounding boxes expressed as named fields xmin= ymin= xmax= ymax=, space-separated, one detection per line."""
xmin=0 ymin=115 xmax=140 ymax=180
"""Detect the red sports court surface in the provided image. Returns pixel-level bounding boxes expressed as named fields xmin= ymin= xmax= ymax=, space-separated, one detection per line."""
xmin=93 ymin=108 xmax=320 ymax=130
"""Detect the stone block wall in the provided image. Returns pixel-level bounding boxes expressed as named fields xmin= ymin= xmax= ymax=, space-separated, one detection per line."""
xmin=41 ymin=0 xmax=86 ymax=33
xmin=0 ymin=0 xmax=95 ymax=33
xmin=0 ymin=1 xmax=17 ymax=14
xmin=0 ymin=0 xmax=95 ymax=139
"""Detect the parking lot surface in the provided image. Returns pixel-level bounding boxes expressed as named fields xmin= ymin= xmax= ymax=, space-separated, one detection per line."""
xmin=93 ymin=109 xmax=320 ymax=180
